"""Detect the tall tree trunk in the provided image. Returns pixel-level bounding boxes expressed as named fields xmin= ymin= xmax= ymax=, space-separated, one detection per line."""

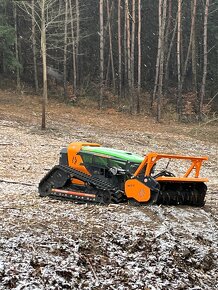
xmin=106 ymin=0 xmax=115 ymax=90
xmin=177 ymin=0 xmax=182 ymax=120
xmin=164 ymin=0 xmax=172 ymax=88
xmin=191 ymin=0 xmax=197 ymax=95
xmin=165 ymin=13 xmax=178 ymax=87
xmin=13 ymin=2 xmax=21 ymax=92
xmin=118 ymin=0 xmax=122 ymax=98
xmin=69 ymin=0 xmax=77 ymax=94
xmin=41 ymin=0 xmax=47 ymax=130
xmin=137 ymin=0 xmax=141 ymax=113
xmin=165 ymin=0 xmax=172 ymax=50
xmin=181 ymin=0 xmax=197 ymax=89
xmin=125 ymin=0 xmax=131 ymax=90
xmin=130 ymin=0 xmax=136 ymax=112
xmin=75 ymin=0 xmax=80 ymax=86
xmin=157 ymin=0 xmax=167 ymax=122
xmin=105 ymin=0 xmax=115 ymax=87
xmin=32 ymin=0 xmax=38 ymax=92
xmin=63 ymin=0 xmax=68 ymax=97
xmin=131 ymin=0 xmax=135 ymax=88
xmin=152 ymin=0 xmax=162 ymax=107
xmin=199 ymin=0 xmax=210 ymax=120
xmin=99 ymin=0 xmax=104 ymax=109
xmin=124 ymin=4 xmax=127 ymax=95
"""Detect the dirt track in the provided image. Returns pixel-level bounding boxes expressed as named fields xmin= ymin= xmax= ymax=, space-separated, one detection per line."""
xmin=0 ymin=90 xmax=218 ymax=289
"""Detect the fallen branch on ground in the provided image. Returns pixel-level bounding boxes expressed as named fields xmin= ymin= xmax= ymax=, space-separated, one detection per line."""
xmin=0 ymin=179 xmax=36 ymax=187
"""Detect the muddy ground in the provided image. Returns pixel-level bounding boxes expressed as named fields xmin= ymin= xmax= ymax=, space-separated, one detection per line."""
xmin=0 ymin=90 xmax=217 ymax=290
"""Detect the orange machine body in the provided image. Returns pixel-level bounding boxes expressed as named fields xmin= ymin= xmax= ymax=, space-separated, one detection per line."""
xmin=67 ymin=142 xmax=100 ymax=185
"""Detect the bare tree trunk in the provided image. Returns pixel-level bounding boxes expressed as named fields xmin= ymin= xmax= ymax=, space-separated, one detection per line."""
xmin=191 ymin=0 xmax=197 ymax=95
xmin=152 ymin=0 xmax=162 ymax=107
xmin=99 ymin=0 xmax=104 ymax=109
xmin=105 ymin=4 xmax=114 ymax=85
xmin=106 ymin=0 xmax=115 ymax=90
xmin=130 ymin=0 xmax=136 ymax=113
xmin=106 ymin=51 xmax=111 ymax=86
xmin=69 ymin=0 xmax=77 ymax=93
xmin=63 ymin=0 xmax=68 ymax=97
xmin=164 ymin=0 xmax=172 ymax=87
xmin=75 ymin=0 xmax=80 ymax=85
xmin=137 ymin=0 xmax=141 ymax=113
xmin=165 ymin=0 xmax=172 ymax=50
xmin=41 ymin=0 xmax=47 ymax=130
xmin=181 ymin=0 xmax=197 ymax=89
xmin=118 ymin=0 xmax=122 ymax=98
xmin=165 ymin=13 xmax=178 ymax=86
xmin=131 ymin=0 xmax=135 ymax=88
xmin=125 ymin=0 xmax=131 ymax=90
xmin=157 ymin=0 xmax=167 ymax=122
xmin=199 ymin=0 xmax=210 ymax=120
xmin=32 ymin=0 xmax=38 ymax=92
xmin=177 ymin=0 xmax=182 ymax=120
xmin=13 ymin=2 xmax=21 ymax=92
xmin=124 ymin=5 xmax=127 ymax=95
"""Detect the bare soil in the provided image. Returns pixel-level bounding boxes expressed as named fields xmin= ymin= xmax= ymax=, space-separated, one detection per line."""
xmin=0 ymin=89 xmax=217 ymax=290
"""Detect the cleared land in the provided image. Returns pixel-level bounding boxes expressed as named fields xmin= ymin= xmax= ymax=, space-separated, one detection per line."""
xmin=0 ymin=90 xmax=217 ymax=290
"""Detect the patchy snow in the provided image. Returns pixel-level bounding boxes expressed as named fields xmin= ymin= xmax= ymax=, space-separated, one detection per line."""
xmin=0 ymin=181 xmax=217 ymax=289
xmin=0 ymin=94 xmax=218 ymax=289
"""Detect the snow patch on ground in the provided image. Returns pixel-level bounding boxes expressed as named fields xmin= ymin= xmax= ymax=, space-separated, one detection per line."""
xmin=0 ymin=118 xmax=217 ymax=289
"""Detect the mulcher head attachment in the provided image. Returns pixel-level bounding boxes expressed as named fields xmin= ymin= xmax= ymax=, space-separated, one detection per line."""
xmin=125 ymin=152 xmax=208 ymax=206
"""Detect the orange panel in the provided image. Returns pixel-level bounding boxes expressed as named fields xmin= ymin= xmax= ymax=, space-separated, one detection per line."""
xmin=125 ymin=179 xmax=151 ymax=202
xmin=67 ymin=142 xmax=101 ymax=185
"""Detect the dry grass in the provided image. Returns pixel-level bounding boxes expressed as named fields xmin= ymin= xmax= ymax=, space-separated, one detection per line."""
xmin=0 ymin=89 xmax=217 ymax=143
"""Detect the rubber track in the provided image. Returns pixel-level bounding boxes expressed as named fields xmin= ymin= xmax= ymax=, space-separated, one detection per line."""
xmin=58 ymin=165 xmax=118 ymax=191
xmin=39 ymin=165 xmax=124 ymax=203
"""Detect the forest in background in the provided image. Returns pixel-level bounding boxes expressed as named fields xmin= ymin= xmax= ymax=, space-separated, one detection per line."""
xmin=0 ymin=0 xmax=217 ymax=128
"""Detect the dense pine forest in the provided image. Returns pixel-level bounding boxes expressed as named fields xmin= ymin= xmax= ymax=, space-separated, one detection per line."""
xmin=0 ymin=0 xmax=217 ymax=127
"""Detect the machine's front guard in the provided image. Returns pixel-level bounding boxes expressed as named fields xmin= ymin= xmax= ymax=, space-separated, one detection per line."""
xmin=125 ymin=152 xmax=208 ymax=203
xmin=134 ymin=152 xmax=208 ymax=181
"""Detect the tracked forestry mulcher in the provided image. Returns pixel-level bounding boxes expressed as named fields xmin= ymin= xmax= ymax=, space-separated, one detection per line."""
xmin=39 ymin=142 xmax=208 ymax=206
